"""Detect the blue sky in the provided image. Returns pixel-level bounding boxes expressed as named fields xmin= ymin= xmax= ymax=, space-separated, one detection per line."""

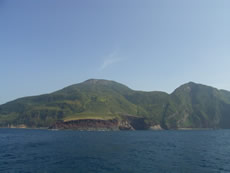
xmin=0 ymin=0 xmax=230 ymax=104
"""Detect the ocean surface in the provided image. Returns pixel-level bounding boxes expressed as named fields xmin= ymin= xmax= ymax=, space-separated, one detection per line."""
xmin=0 ymin=129 xmax=230 ymax=173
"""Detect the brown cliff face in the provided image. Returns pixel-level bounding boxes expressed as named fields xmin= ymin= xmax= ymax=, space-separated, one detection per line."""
xmin=49 ymin=116 xmax=149 ymax=131
xmin=49 ymin=119 xmax=119 ymax=130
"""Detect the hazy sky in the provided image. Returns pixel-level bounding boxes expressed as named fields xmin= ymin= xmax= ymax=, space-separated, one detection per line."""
xmin=0 ymin=0 xmax=230 ymax=104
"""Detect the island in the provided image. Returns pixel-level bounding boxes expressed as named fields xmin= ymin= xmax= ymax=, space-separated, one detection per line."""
xmin=1 ymin=79 xmax=230 ymax=130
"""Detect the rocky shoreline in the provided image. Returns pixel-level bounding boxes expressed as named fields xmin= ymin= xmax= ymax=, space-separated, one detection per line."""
xmin=49 ymin=116 xmax=149 ymax=131
xmin=1 ymin=117 xmax=220 ymax=131
xmin=2 ymin=116 xmax=217 ymax=131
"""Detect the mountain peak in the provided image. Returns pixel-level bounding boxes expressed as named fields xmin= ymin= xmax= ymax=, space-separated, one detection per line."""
xmin=186 ymin=81 xmax=197 ymax=85
xmin=83 ymin=79 xmax=113 ymax=85
xmin=177 ymin=81 xmax=213 ymax=90
xmin=172 ymin=81 xmax=217 ymax=95
xmin=172 ymin=81 xmax=196 ymax=93
xmin=82 ymin=79 xmax=131 ymax=90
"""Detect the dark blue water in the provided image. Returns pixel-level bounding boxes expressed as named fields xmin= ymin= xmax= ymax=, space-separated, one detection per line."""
xmin=1 ymin=129 xmax=230 ymax=173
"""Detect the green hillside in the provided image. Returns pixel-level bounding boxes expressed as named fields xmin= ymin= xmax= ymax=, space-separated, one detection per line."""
xmin=1 ymin=79 xmax=230 ymax=129
xmin=162 ymin=82 xmax=230 ymax=129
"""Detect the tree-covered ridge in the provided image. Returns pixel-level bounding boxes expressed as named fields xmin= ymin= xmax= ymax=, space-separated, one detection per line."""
xmin=163 ymin=82 xmax=230 ymax=129
xmin=0 ymin=79 xmax=230 ymax=129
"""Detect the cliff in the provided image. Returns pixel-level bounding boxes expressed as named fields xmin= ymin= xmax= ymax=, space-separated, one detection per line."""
xmin=49 ymin=116 xmax=149 ymax=130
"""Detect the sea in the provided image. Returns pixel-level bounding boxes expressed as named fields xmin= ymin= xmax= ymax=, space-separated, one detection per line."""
xmin=0 ymin=129 xmax=230 ymax=173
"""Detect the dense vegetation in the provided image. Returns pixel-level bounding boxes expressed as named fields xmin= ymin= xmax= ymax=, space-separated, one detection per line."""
xmin=1 ymin=79 xmax=230 ymax=129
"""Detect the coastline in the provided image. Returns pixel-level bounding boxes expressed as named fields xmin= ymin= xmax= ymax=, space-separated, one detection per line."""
xmin=0 ymin=126 xmax=221 ymax=131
